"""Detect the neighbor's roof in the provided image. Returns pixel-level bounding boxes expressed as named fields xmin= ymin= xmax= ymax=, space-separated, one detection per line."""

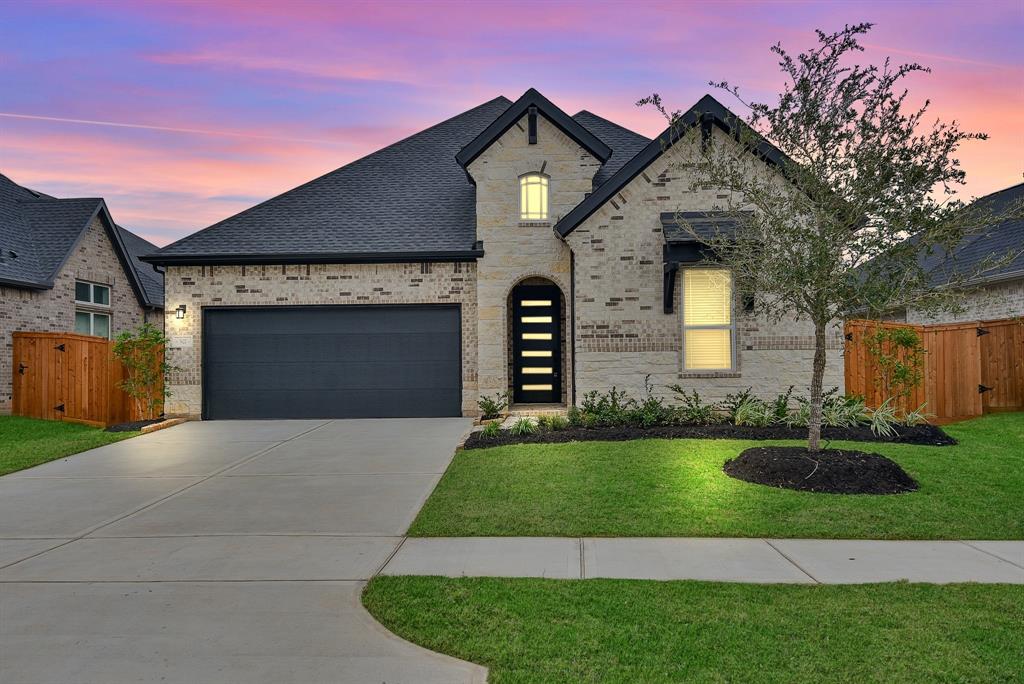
xmin=145 ymin=92 xmax=651 ymax=266
xmin=0 ymin=172 xmax=163 ymax=308
xmin=918 ymin=182 xmax=1024 ymax=287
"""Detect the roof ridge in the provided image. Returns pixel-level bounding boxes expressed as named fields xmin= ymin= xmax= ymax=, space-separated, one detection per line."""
xmin=154 ymin=95 xmax=513 ymax=254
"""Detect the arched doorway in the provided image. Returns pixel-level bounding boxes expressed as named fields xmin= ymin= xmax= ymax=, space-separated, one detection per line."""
xmin=508 ymin=278 xmax=564 ymax=404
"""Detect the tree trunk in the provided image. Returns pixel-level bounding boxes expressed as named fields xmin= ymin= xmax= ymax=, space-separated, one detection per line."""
xmin=807 ymin=320 xmax=828 ymax=452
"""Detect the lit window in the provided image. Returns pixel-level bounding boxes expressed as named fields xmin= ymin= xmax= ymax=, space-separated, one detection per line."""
xmin=521 ymin=350 xmax=552 ymax=357
xmin=75 ymin=311 xmax=111 ymax=338
xmin=522 ymin=332 xmax=552 ymax=340
xmin=520 ymin=300 xmax=552 ymax=307
xmin=521 ymin=316 xmax=552 ymax=323
xmin=520 ymin=174 xmax=548 ymax=220
xmin=522 ymin=384 xmax=553 ymax=391
xmin=683 ymin=268 xmax=734 ymax=370
xmin=522 ymin=367 xmax=553 ymax=374
xmin=75 ymin=281 xmax=110 ymax=306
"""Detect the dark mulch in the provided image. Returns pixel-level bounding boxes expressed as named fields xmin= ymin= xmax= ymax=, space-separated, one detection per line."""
xmin=723 ymin=446 xmax=920 ymax=495
xmin=105 ymin=418 xmax=163 ymax=433
xmin=463 ymin=423 xmax=955 ymax=450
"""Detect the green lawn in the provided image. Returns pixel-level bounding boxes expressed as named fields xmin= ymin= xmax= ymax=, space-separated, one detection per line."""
xmin=364 ymin=576 xmax=1024 ymax=684
xmin=410 ymin=412 xmax=1023 ymax=539
xmin=0 ymin=416 xmax=139 ymax=476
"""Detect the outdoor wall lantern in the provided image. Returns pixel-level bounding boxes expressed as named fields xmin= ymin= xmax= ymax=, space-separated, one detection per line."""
xmin=175 ymin=304 xmax=187 ymax=319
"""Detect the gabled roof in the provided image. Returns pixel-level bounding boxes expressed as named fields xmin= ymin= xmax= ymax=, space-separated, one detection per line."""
xmin=146 ymin=97 xmax=513 ymax=265
xmin=455 ymin=88 xmax=612 ymax=172
xmin=0 ymin=172 xmax=163 ymax=308
xmin=916 ymin=183 xmax=1024 ymax=287
xmin=571 ymin=110 xmax=650 ymax=187
xmin=555 ymin=94 xmax=792 ymax=237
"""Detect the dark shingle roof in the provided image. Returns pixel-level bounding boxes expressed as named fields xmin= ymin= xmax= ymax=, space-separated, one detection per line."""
xmin=146 ymin=93 xmax=651 ymax=266
xmin=147 ymin=97 xmax=514 ymax=264
xmin=572 ymin=111 xmax=650 ymax=187
xmin=918 ymin=183 xmax=1024 ymax=286
xmin=0 ymin=171 xmax=162 ymax=308
xmin=116 ymin=225 xmax=165 ymax=307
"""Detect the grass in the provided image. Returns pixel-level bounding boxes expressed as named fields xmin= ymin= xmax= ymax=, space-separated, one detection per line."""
xmin=409 ymin=412 xmax=1023 ymax=539
xmin=364 ymin=576 xmax=1024 ymax=683
xmin=0 ymin=416 xmax=139 ymax=476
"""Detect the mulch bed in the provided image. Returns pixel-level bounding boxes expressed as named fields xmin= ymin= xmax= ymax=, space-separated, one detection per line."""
xmin=105 ymin=418 xmax=163 ymax=433
xmin=723 ymin=446 xmax=920 ymax=495
xmin=463 ymin=423 xmax=955 ymax=450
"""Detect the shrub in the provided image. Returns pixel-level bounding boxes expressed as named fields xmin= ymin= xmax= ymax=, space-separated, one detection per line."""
xmin=579 ymin=387 xmax=637 ymax=426
xmin=477 ymin=392 xmax=508 ymax=420
xmin=545 ymin=414 xmax=569 ymax=431
xmin=821 ymin=393 xmax=868 ymax=428
xmin=566 ymin=406 xmax=585 ymax=427
xmin=629 ymin=376 xmax=674 ymax=427
xmin=769 ymin=386 xmax=795 ymax=424
xmin=903 ymin=403 xmax=934 ymax=426
xmin=721 ymin=388 xmax=755 ymax=423
xmin=480 ymin=421 xmax=502 ymax=438
xmin=112 ymin=322 xmax=175 ymax=419
xmin=733 ymin=398 xmax=775 ymax=427
xmin=668 ymin=386 xmax=721 ymax=425
xmin=868 ymin=398 xmax=900 ymax=438
xmin=509 ymin=417 xmax=537 ymax=436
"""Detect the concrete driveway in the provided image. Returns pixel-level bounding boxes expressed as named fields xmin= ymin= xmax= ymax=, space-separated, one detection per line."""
xmin=0 ymin=418 xmax=486 ymax=684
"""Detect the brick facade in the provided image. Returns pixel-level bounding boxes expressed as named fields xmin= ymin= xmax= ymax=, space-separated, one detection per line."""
xmin=0 ymin=216 xmax=159 ymax=413
xmin=162 ymin=262 xmax=478 ymax=417
xmin=897 ymin=279 xmax=1024 ymax=324
xmin=467 ymin=113 xmax=599 ymax=404
xmin=565 ymin=130 xmax=845 ymax=402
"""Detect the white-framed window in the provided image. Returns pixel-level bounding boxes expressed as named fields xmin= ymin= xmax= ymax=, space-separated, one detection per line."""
xmin=75 ymin=310 xmax=111 ymax=338
xmin=519 ymin=174 xmax=549 ymax=220
xmin=75 ymin=281 xmax=110 ymax=306
xmin=682 ymin=268 xmax=734 ymax=371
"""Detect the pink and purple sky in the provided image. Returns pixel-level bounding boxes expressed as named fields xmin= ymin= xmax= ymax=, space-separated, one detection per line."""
xmin=1 ymin=0 xmax=1021 ymax=246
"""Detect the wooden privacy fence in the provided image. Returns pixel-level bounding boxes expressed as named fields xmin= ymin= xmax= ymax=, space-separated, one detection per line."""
xmin=12 ymin=331 xmax=164 ymax=427
xmin=845 ymin=317 xmax=1024 ymax=423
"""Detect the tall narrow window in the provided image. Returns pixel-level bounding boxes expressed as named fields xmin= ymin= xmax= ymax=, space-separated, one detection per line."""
xmin=520 ymin=174 xmax=548 ymax=220
xmin=74 ymin=280 xmax=112 ymax=338
xmin=683 ymin=268 xmax=734 ymax=370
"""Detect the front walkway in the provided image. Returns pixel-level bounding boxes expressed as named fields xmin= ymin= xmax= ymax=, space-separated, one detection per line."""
xmin=381 ymin=537 xmax=1024 ymax=584
xmin=0 ymin=418 xmax=485 ymax=684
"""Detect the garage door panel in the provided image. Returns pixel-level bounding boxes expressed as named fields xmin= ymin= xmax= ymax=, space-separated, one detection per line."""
xmin=205 ymin=388 xmax=459 ymax=420
xmin=203 ymin=306 xmax=461 ymax=419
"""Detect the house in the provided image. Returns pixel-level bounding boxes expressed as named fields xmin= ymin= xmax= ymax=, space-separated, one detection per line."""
xmin=888 ymin=182 xmax=1024 ymax=325
xmin=0 ymin=172 xmax=164 ymax=414
xmin=145 ymin=89 xmax=845 ymax=420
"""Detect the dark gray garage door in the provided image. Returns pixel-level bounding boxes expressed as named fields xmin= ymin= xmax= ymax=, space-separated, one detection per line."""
xmin=202 ymin=306 xmax=461 ymax=419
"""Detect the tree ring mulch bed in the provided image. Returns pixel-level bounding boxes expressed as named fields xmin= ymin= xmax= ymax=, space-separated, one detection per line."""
xmin=105 ymin=418 xmax=163 ymax=432
xmin=462 ymin=423 xmax=954 ymax=450
xmin=723 ymin=446 xmax=920 ymax=495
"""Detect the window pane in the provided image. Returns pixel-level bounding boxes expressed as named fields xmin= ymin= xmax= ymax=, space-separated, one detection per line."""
xmin=93 ymin=285 xmax=110 ymax=305
xmin=521 ymin=316 xmax=552 ymax=323
xmin=684 ymin=269 xmax=732 ymax=326
xmin=93 ymin=313 xmax=110 ymax=338
xmin=75 ymin=311 xmax=91 ymax=334
xmin=522 ymin=332 xmax=552 ymax=340
xmin=75 ymin=282 xmax=91 ymax=302
xmin=520 ymin=175 xmax=548 ymax=220
xmin=685 ymin=328 xmax=732 ymax=369
xmin=522 ymin=384 xmax=552 ymax=391
xmin=522 ymin=367 xmax=553 ymax=374
xmin=520 ymin=300 xmax=552 ymax=307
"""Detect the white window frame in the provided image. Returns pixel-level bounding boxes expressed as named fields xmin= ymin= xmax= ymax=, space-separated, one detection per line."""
xmin=519 ymin=173 xmax=549 ymax=221
xmin=681 ymin=267 xmax=736 ymax=372
xmin=75 ymin=310 xmax=111 ymax=338
xmin=75 ymin=280 xmax=111 ymax=307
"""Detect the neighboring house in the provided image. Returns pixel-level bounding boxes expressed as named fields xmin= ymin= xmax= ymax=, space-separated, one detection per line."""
xmin=0 ymin=172 xmax=164 ymax=414
xmin=888 ymin=182 xmax=1024 ymax=325
xmin=145 ymin=89 xmax=845 ymax=420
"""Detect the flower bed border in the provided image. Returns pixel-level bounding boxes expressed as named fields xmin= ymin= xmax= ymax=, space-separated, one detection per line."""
xmin=463 ymin=423 xmax=955 ymax=450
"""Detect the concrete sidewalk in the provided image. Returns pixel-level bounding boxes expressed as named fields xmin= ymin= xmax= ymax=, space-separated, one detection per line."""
xmin=380 ymin=537 xmax=1024 ymax=584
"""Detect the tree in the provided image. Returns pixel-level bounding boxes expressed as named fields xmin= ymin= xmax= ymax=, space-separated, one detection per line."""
xmin=641 ymin=23 xmax=1021 ymax=452
xmin=113 ymin=322 xmax=174 ymax=420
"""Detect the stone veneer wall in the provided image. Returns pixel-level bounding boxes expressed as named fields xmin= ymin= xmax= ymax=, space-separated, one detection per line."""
xmin=0 ymin=216 xmax=154 ymax=413
xmin=899 ymin=279 xmax=1024 ymax=324
xmin=565 ymin=130 xmax=845 ymax=402
xmin=162 ymin=262 xmax=477 ymax=418
xmin=467 ymin=113 xmax=600 ymax=404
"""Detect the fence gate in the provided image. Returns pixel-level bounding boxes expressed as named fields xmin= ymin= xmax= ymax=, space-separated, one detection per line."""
xmin=12 ymin=331 xmax=162 ymax=427
xmin=844 ymin=317 xmax=1024 ymax=423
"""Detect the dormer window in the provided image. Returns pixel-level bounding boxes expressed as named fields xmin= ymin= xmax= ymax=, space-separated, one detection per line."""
xmin=520 ymin=174 xmax=549 ymax=221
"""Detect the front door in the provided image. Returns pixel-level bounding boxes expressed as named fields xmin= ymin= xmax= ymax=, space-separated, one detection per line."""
xmin=512 ymin=284 xmax=561 ymax=403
